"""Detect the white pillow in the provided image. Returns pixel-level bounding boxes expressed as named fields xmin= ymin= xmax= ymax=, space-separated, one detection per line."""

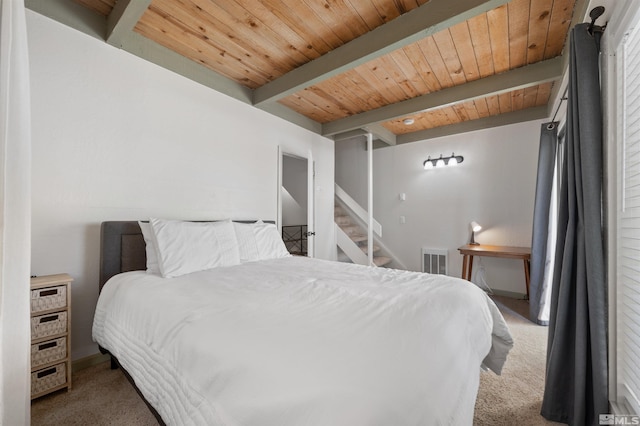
xmin=149 ymin=218 xmax=241 ymax=278
xmin=233 ymin=221 xmax=261 ymax=263
xmin=254 ymin=222 xmax=291 ymax=260
xmin=138 ymin=221 xmax=160 ymax=274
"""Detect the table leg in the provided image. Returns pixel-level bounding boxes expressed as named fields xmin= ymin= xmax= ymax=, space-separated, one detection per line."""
xmin=461 ymin=255 xmax=468 ymax=280
xmin=524 ymin=259 xmax=531 ymax=300
xmin=467 ymin=256 xmax=474 ymax=281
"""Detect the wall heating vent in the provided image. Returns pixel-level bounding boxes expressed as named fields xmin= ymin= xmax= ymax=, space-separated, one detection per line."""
xmin=422 ymin=248 xmax=448 ymax=275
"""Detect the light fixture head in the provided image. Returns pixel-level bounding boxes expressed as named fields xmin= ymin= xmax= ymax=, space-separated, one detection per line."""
xmin=403 ymin=118 xmax=415 ymax=125
xmin=423 ymin=153 xmax=464 ymax=170
xmin=469 ymin=221 xmax=482 ymax=245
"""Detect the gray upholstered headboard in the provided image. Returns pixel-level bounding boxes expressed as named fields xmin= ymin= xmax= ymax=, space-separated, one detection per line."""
xmin=99 ymin=221 xmax=146 ymax=291
xmin=99 ymin=220 xmax=274 ymax=291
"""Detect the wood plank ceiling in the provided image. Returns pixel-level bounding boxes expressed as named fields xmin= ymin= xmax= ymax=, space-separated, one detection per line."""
xmin=49 ymin=0 xmax=580 ymax=144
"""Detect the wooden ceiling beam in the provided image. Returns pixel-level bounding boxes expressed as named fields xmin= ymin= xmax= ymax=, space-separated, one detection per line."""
xmin=332 ymin=124 xmax=396 ymax=146
xmin=256 ymin=102 xmax=323 ymax=134
xmin=25 ymin=0 xmax=572 ymax=142
xmin=333 ymin=129 xmax=370 ymax=142
xmin=391 ymin=106 xmax=549 ymax=146
xmin=322 ymin=57 xmax=563 ymax=136
xmin=252 ymin=0 xmax=511 ymax=106
xmin=362 ymin=124 xmax=396 ymax=146
xmin=120 ymin=31 xmax=253 ymax=104
xmin=332 ymin=127 xmax=396 ymax=149
xmin=26 ymin=0 xmax=254 ymax=105
xmin=123 ymin=32 xmax=321 ymax=133
xmin=106 ymin=0 xmax=152 ymax=48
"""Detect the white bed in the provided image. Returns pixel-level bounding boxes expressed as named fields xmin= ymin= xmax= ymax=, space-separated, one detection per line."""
xmin=93 ymin=238 xmax=513 ymax=426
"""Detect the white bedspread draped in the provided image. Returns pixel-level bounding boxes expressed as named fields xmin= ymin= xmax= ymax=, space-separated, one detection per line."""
xmin=93 ymin=257 xmax=513 ymax=426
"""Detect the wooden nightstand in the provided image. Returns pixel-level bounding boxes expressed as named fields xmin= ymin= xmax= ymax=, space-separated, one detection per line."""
xmin=30 ymin=273 xmax=73 ymax=399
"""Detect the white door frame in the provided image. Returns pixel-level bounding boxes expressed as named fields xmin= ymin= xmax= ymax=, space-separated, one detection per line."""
xmin=277 ymin=146 xmax=315 ymax=257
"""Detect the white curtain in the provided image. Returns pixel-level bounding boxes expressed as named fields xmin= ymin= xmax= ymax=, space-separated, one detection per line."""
xmin=529 ymin=123 xmax=558 ymax=325
xmin=538 ymin=141 xmax=561 ymax=323
xmin=0 ymin=0 xmax=32 ymax=424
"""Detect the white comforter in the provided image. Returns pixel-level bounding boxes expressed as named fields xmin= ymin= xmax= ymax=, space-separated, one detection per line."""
xmin=93 ymin=256 xmax=513 ymax=426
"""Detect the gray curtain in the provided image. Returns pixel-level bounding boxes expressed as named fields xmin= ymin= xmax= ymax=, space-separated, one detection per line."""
xmin=541 ymin=23 xmax=608 ymax=425
xmin=530 ymin=123 xmax=558 ymax=325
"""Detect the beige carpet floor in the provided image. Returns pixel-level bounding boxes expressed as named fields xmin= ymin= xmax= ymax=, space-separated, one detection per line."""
xmin=473 ymin=296 xmax=562 ymax=425
xmin=32 ymin=297 xmax=560 ymax=425
xmin=31 ymin=360 xmax=157 ymax=426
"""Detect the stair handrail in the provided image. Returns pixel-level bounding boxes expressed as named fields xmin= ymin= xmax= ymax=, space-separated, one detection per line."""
xmin=335 ymin=184 xmax=382 ymax=238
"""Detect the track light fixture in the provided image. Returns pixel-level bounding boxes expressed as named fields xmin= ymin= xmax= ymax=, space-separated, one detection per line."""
xmin=423 ymin=153 xmax=464 ymax=170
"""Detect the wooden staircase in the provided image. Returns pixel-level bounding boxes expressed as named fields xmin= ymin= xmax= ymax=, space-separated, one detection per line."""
xmin=335 ymin=204 xmax=392 ymax=267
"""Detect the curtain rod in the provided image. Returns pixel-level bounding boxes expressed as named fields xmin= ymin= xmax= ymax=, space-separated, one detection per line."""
xmin=548 ymin=7 xmax=606 ymax=130
xmin=587 ymin=6 xmax=606 ymax=35
xmin=550 ymin=87 xmax=568 ymax=126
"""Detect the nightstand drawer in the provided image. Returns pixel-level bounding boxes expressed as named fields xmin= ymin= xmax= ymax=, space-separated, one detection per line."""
xmin=31 ymin=285 xmax=67 ymax=314
xmin=31 ymin=311 xmax=67 ymax=340
xmin=31 ymin=363 xmax=66 ymax=397
xmin=31 ymin=337 xmax=67 ymax=369
xmin=30 ymin=273 xmax=73 ymax=399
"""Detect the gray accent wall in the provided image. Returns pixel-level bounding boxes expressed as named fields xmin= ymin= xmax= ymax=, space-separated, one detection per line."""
xmin=335 ymin=136 xmax=369 ymax=210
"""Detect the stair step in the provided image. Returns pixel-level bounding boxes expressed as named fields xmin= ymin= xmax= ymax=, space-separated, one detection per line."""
xmin=360 ymin=244 xmax=381 ymax=254
xmin=349 ymin=233 xmax=368 ymax=243
xmin=335 ymin=198 xmax=391 ymax=267
xmin=334 ymin=215 xmax=351 ymax=225
xmin=373 ymin=256 xmax=392 ymax=267
xmin=339 ymin=224 xmax=362 ymax=235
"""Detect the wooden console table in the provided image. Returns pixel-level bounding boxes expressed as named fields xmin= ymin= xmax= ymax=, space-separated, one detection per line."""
xmin=458 ymin=244 xmax=531 ymax=299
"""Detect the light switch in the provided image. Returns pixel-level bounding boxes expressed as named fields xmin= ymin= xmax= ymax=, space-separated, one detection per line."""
xmin=400 ymin=215 xmax=406 ymax=224
xmin=399 ymin=193 xmax=406 ymax=201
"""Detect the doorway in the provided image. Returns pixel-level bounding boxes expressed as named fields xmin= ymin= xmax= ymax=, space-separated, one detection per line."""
xmin=278 ymin=149 xmax=314 ymax=257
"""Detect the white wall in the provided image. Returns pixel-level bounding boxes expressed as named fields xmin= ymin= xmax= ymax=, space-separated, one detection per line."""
xmin=373 ymin=120 xmax=543 ymax=295
xmin=27 ymin=11 xmax=334 ymax=360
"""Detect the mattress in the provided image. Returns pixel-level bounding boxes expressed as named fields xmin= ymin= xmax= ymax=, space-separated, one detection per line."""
xmin=93 ymin=256 xmax=513 ymax=425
